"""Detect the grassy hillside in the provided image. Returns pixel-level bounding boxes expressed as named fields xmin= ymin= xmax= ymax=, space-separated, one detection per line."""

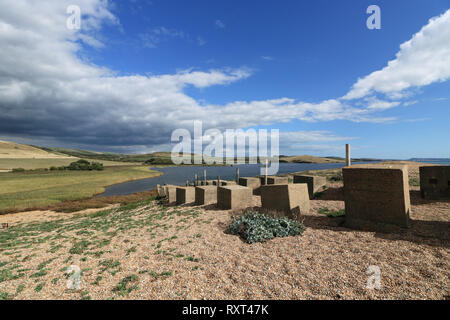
xmin=2 ymin=140 xmax=375 ymax=168
xmin=0 ymin=141 xmax=142 ymax=171
xmin=38 ymin=147 xmax=221 ymax=165
xmin=0 ymin=140 xmax=73 ymax=159
xmin=0 ymin=166 xmax=161 ymax=212
xmin=279 ymin=155 xmax=380 ymax=163
xmin=279 ymin=155 xmax=345 ymax=163
xmin=39 ymin=147 xmax=168 ymax=163
xmin=0 ymin=158 xmax=143 ymax=171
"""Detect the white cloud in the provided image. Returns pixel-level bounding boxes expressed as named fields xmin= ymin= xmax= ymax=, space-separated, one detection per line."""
xmin=140 ymin=26 xmax=186 ymax=48
xmin=365 ymin=98 xmax=401 ymax=111
xmin=197 ymin=36 xmax=206 ymax=46
xmin=403 ymin=100 xmax=419 ymax=106
xmin=344 ymin=9 xmax=450 ymax=100
xmin=0 ymin=1 xmax=449 ymax=152
xmin=215 ymin=19 xmax=225 ymax=29
xmin=403 ymin=117 xmax=431 ymax=123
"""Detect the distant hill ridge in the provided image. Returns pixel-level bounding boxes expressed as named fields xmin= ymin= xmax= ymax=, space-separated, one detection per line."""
xmin=1 ymin=140 xmax=377 ymax=164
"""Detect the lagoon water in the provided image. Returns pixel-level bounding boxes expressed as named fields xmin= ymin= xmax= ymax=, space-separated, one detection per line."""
xmin=100 ymin=162 xmax=376 ymax=197
xmin=410 ymin=158 xmax=450 ymax=165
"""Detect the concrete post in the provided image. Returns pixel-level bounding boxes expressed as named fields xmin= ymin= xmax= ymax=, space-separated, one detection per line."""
xmin=236 ymin=167 xmax=240 ymax=183
xmin=194 ymin=174 xmax=198 ymax=187
xmin=204 ymin=169 xmax=207 ymax=185
xmin=217 ymin=176 xmax=221 ymax=186
xmin=264 ymin=159 xmax=268 ymax=185
xmin=346 ymin=144 xmax=351 ymax=167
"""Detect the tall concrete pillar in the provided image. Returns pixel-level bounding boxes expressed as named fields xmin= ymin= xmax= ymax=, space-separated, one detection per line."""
xmin=264 ymin=159 xmax=268 ymax=185
xmin=346 ymin=144 xmax=351 ymax=166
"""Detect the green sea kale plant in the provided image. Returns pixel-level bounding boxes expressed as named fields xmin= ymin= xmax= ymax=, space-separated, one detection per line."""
xmin=229 ymin=212 xmax=306 ymax=244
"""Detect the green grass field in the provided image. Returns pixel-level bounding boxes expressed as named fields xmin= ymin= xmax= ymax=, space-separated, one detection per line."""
xmin=0 ymin=166 xmax=161 ymax=211
xmin=0 ymin=158 xmax=141 ymax=171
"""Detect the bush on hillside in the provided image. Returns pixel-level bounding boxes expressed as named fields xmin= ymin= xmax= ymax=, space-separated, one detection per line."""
xmin=90 ymin=162 xmax=104 ymax=171
xmin=143 ymin=157 xmax=173 ymax=165
xmin=66 ymin=160 xmax=104 ymax=171
xmin=229 ymin=212 xmax=306 ymax=244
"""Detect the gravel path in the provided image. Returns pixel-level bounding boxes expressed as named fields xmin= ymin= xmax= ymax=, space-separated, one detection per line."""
xmin=0 ymin=164 xmax=448 ymax=300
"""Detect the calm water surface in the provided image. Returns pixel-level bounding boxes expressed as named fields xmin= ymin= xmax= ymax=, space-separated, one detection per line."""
xmin=410 ymin=158 xmax=450 ymax=165
xmin=100 ymin=162 xmax=375 ymax=197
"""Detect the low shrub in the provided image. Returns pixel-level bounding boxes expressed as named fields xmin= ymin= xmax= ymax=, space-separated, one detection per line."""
xmin=143 ymin=157 xmax=173 ymax=165
xmin=90 ymin=162 xmax=104 ymax=171
xmin=327 ymin=209 xmax=345 ymax=218
xmin=328 ymin=173 xmax=343 ymax=182
xmin=11 ymin=168 xmax=25 ymax=172
xmin=409 ymin=177 xmax=420 ymax=187
xmin=66 ymin=160 xmax=104 ymax=171
xmin=318 ymin=207 xmax=345 ymax=218
xmin=229 ymin=212 xmax=306 ymax=244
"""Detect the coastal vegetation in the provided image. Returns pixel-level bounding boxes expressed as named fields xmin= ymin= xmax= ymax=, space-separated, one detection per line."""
xmin=0 ymin=166 xmax=161 ymax=213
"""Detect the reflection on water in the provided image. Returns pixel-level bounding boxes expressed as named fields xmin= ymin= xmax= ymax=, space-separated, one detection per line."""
xmin=100 ymin=162 xmax=376 ymax=197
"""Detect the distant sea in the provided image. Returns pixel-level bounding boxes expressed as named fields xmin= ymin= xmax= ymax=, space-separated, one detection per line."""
xmin=409 ymin=158 xmax=450 ymax=165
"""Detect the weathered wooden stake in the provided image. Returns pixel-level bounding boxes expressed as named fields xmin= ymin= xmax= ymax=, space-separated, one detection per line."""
xmin=346 ymin=144 xmax=351 ymax=167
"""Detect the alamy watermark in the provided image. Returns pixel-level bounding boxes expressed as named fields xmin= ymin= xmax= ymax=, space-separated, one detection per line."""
xmin=171 ymin=121 xmax=280 ymax=175
xmin=66 ymin=5 xmax=81 ymax=30
xmin=366 ymin=5 xmax=381 ymax=30
xmin=66 ymin=265 xmax=82 ymax=290
xmin=366 ymin=265 xmax=381 ymax=289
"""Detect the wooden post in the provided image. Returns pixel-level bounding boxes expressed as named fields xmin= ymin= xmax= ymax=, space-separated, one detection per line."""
xmin=236 ymin=167 xmax=240 ymax=183
xmin=264 ymin=159 xmax=268 ymax=185
xmin=346 ymin=144 xmax=351 ymax=166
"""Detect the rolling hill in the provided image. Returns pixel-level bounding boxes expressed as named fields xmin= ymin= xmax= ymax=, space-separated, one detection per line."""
xmin=1 ymin=140 xmax=376 ymax=171
xmin=0 ymin=140 xmax=73 ymax=159
xmin=0 ymin=141 xmax=141 ymax=171
xmin=279 ymin=155 xmax=345 ymax=163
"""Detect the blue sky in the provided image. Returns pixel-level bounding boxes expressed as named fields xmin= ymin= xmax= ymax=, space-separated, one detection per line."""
xmin=0 ymin=0 xmax=449 ymax=159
